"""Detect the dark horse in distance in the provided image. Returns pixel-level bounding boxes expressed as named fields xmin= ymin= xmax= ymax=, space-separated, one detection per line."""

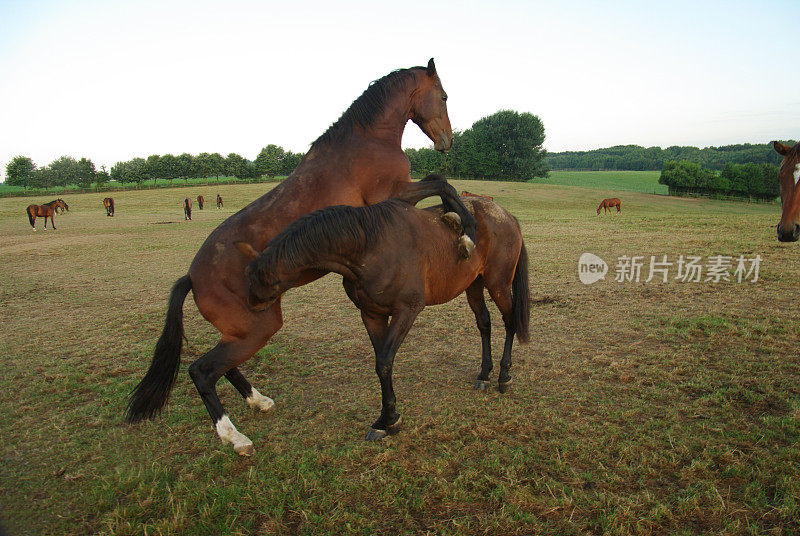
xmin=183 ymin=198 xmax=192 ymax=220
xmin=235 ymin=195 xmax=529 ymax=445
xmin=126 ymin=59 xmax=479 ymax=455
xmin=104 ymin=197 xmax=115 ymax=217
xmin=597 ymin=198 xmax=621 ymax=215
xmin=27 ymin=199 xmax=68 ymax=230
xmin=216 ymin=194 xmax=223 ymax=208
xmin=197 ymin=195 xmax=204 ymax=210
xmin=773 ymin=141 xmax=800 ymax=242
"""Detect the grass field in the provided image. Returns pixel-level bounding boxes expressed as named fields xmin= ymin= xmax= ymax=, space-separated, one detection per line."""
xmin=1 ymin=181 xmax=799 ymax=535
xmin=534 ymin=170 xmax=668 ymax=195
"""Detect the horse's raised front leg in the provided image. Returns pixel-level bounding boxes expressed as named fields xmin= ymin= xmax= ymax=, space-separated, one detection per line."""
xmin=393 ymin=175 xmax=477 ymax=258
xmin=187 ymin=302 xmax=283 ymax=456
xmin=466 ymin=278 xmax=493 ymax=390
xmin=362 ymin=305 xmax=420 ymax=441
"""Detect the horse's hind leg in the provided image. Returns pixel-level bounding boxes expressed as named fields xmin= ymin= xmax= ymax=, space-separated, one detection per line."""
xmin=225 ymin=367 xmax=275 ymax=413
xmin=466 ymin=278 xmax=493 ymax=390
xmin=486 ymin=283 xmax=515 ymax=393
xmin=188 ymin=311 xmax=281 ymax=455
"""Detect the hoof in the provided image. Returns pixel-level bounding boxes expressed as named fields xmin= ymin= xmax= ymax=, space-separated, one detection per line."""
xmin=233 ymin=441 xmax=255 ymax=456
xmin=474 ymin=379 xmax=490 ymax=390
xmin=366 ymin=428 xmax=387 ymax=441
xmin=458 ymin=235 xmax=476 ymax=260
xmin=441 ymin=212 xmax=463 ymax=232
xmin=498 ymin=379 xmax=513 ymax=393
xmin=366 ymin=416 xmax=402 ymax=441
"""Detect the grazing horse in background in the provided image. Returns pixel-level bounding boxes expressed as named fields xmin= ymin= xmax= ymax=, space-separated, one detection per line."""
xmin=184 ymin=198 xmax=192 ymax=221
xmin=773 ymin=141 xmax=800 ymax=242
xmin=27 ymin=199 xmax=68 ymax=231
xmin=234 ymin=196 xmax=529 ymax=445
xmin=597 ymin=198 xmax=621 ymax=215
xmin=197 ymin=195 xmax=204 ymax=210
xmin=461 ymin=190 xmax=493 ymax=201
xmin=216 ymin=194 xmax=223 ymax=208
xmin=103 ymin=197 xmax=115 ymax=217
xmin=126 ymin=59 xmax=480 ymax=455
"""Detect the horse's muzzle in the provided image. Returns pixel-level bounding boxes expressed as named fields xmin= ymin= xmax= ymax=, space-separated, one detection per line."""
xmin=777 ymin=223 xmax=800 ymax=242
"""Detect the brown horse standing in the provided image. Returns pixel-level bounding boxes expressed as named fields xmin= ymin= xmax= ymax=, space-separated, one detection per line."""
xmin=103 ymin=197 xmax=115 ymax=217
xmin=27 ymin=199 xmax=68 ymax=230
xmin=197 ymin=195 xmax=204 ymax=210
xmin=773 ymin=141 xmax=800 ymax=242
xmin=461 ymin=190 xmax=493 ymax=201
xmin=597 ymin=198 xmax=621 ymax=215
xmin=234 ymin=196 xmax=529 ymax=445
xmin=126 ymin=59 xmax=479 ymax=455
xmin=216 ymin=194 xmax=223 ymax=208
xmin=184 ymin=198 xmax=192 ymax=220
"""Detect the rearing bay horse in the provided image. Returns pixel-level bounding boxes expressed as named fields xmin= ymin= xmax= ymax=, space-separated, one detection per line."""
xmin=126 ymin=59 xmax=479 ymax=455
xmin=27 ymin=199 xmax=68 ymax=230
xmin=773 ymin=141 xmax=800 ymax=242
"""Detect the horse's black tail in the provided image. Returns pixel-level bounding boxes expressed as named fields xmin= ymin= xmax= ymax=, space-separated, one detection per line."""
xmin=109 ymin=198 xmax=114 ymax=215
xmin=125 ymin=275 xmax=192 ymax=423
xmin=26 ymin=207 xmax=34 ymax=228
xmin=511 ymin=240 xmax=530 ymax=344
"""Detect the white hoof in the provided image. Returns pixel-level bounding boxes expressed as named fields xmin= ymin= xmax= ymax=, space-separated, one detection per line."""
xmin=246 ymin=388 xmax=275 ymax=413
xmin=215 ymin=415 xmax=255 ymax=456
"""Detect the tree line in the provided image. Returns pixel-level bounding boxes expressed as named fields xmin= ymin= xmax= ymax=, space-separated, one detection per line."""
xmin=4 ymin=146 xmax=305 ymax=191
xmin=547 ymin=142 xmax=793 ymax=171
xmin=658 ymin=160 xmax=779 ymax=200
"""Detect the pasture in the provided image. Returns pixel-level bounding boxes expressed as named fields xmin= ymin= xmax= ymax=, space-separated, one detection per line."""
xmin=535 ymin=170 xmax=667 ymax=195
xmin=1 ymin=180 xmax=799 ymax=535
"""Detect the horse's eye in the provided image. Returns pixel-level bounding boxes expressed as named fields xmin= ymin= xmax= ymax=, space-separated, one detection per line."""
xmin=442 ymin=93 xmax=448 ymax=102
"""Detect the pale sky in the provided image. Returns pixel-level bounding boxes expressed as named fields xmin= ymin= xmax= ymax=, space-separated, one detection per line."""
xmin=1 ymin=0 xmax=798 ymax=180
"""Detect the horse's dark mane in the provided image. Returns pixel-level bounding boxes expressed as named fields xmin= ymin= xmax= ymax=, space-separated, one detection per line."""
xmin=260 ymin=200 xmax=407 ymax=274
xmin=311 ymin=67 xmax=426 ymax=151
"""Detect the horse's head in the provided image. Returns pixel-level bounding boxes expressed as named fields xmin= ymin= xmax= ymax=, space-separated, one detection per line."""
xmin=410 ymin=59 xmax=453 ymax=152
xmin=774 ymin=141 xmax=800 ymax=242
xmin=58 ymin=199 xmax=69 ymax=212
xmin=235 ymin=241 xmax=295 ymax=311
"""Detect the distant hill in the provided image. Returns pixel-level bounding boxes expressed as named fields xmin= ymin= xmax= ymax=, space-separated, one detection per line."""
xmin=546 ymin=142 xmax=795 ymax=171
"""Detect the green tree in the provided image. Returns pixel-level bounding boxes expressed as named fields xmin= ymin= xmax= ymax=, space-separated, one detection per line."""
xmin=96 ymin=165 xmax=109 ymax=191
xmin=160 ymin=154 xmax=178 ymax=186
xmin=226 ymin=153 xmax=256 ymax=180
xmin=77 ymin=157 xmax=96 ymax=190
xmin=5 ymin=156 xmax=36 ymax=191
xmin=255 ymin=145 xmax=286 ymax=177
xmin=466 ymin=110 xmax=548 ymax=180
xmin=49 ymin=156 xmax=81 ymax=191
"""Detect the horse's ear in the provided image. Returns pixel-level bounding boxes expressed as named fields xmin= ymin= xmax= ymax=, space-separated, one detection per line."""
xmin=426 ymin=58 xmax=436 ymax=77
xmin=774 ymin=141 xmax=792 ymax=156
xmin=234 ymin=241 xmax=260 ymax=260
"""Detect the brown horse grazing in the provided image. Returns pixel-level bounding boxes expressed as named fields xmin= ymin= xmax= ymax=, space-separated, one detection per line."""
xmin=461 ymin=190 xmax=493 ymax=201
xmin=597 ymin=198 xmax=621 ymax=215
xmin=125 ymin=59 xmax=479 ymax=455
xmin=184 ymin=198 xmax=192 ymax=220
xmin=197 ymin=195 xmax=204 ymax=210
xmin=103 ymin=197 xmax=115 ymax=217
xmin=773 ymin=141 xmax=800 ymax=242
xmin=27 ymin=199 xmax=68 ymax=230
xmin=216 ymin=194 xmax=223 ymax=208
xmin=233 ymin=196 xmax=529 ymax=445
